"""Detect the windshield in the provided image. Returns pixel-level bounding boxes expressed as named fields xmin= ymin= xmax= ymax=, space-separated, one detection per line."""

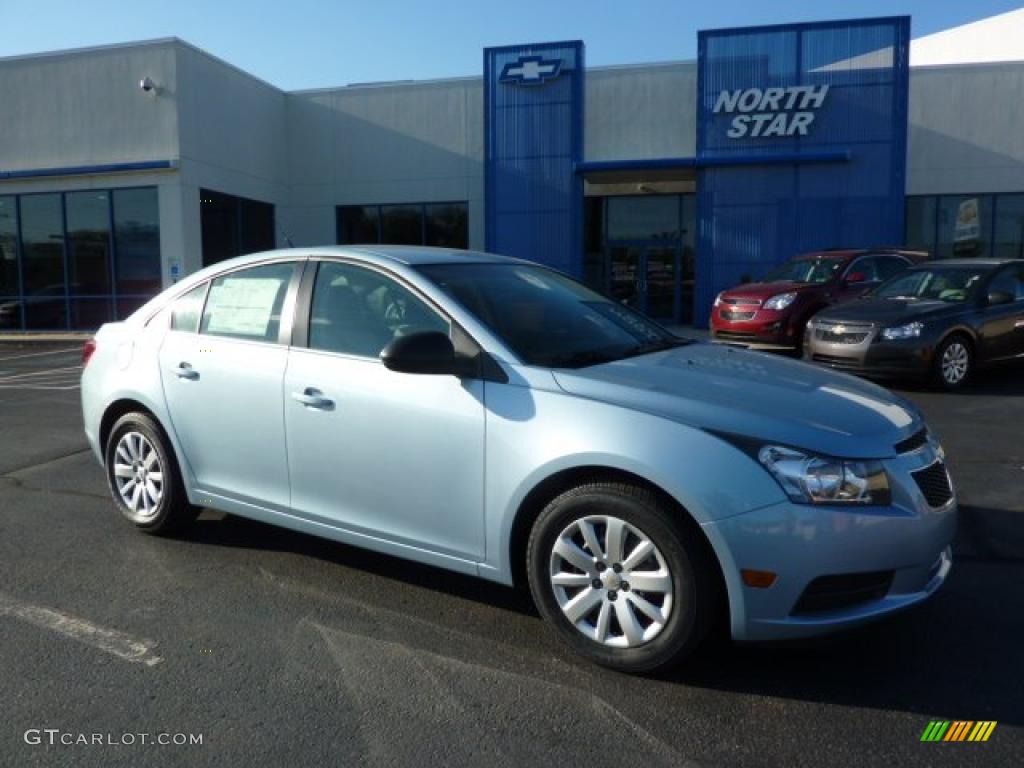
xmin=417 ymin=263 xmax=688 ymax=368
xmin=762 ymin=256 xmax=845 ymax=284
xmin=871 ymin=267 xmax=987 ymax=303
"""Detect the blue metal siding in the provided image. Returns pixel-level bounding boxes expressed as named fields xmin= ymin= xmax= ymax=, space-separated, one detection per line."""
xmin=695 ymin=17 xmax=910 ymax=323
xmin=484 ymin=41 xmax=584 ymax=276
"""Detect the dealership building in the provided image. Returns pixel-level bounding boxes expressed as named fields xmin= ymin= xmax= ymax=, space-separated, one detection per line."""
xmin=1 ymin=11 xmax=1023 ymax=330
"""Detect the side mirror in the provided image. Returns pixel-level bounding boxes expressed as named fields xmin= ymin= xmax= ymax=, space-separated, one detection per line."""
xmin=845 ymin=272 xmax=867 ymax=285
xmin=987 ymin=290 xmax=1014 ymax=306
xmin=380 ymin=331 xmax=469 ymax=376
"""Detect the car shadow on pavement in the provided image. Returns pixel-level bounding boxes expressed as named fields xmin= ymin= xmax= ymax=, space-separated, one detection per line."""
xmin=669 ymin=559 xmax=1024 ymax=726
xmin=183 ymin=510 xmax=1023 ymax=727
xmin=184 ymin=512 xmax=538 ymax=617
xmin=891 ymin=359 xmax=1024 ymax=397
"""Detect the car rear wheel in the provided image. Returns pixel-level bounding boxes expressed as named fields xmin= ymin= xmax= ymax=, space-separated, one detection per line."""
xmin=105 ymin=412 xmax=197 ymax=534
xmin=932 ymin=334 xmax=973 ymax=390
xmin=527 ymin=482 xmax=719 ymax=673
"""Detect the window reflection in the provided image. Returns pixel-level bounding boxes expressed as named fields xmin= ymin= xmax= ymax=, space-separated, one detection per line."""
xmin=336 ymin=202 xmax=468 ymax=248
xmin=0 ymin=187 xmax=161 ymax=330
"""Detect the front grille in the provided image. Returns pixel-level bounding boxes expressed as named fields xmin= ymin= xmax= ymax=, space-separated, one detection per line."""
xmin=811 ymin=353 xmax=859 ymax=368
xmin=813 ymin=322 xmax=872 ymax=345
xmin=721 ymin=310 xmax=755 ymax=321
xmin=723 ymin=297 xmax=762 ymax=307
xmin=895 ymin=428 xmax=929 ymax=454
xmin=714 ymin=330 xmax=760 ymax=341
xmin=912 ymin=461 xmax=954 ymax=507
xmin=792 ymin=570 xmax=894 ymax=615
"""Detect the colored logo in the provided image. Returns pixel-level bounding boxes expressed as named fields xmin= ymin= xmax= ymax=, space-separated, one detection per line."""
xmin=920 ymin=721 xmax=997 ymax=742
xmin=499 ymin=55 xmax=562 ymax=85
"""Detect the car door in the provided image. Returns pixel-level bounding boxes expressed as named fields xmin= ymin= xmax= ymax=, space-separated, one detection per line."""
xmin=158 ymin=260 xmax=300 ymax=510
xmin=283 ymin=259 xmax=486 ymax=560
xmin=977 ymin=264 xmax=1024 ymax=362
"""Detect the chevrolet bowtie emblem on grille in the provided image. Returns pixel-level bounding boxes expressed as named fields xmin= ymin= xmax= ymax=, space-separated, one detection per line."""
xmin=833 ymin=324 xmax=847 ymax=334
xmin=499 ymin=55 xmax=562 ymax=85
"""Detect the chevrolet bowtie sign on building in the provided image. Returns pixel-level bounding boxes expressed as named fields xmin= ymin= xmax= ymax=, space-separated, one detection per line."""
xmin=498 ymin=55 xmax=563 ymax=85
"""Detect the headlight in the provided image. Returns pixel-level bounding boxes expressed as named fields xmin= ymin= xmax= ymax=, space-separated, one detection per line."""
xmin=763 ymin=292 xmax=797 ymax=311
xmin=713 ymin=292 xmax=724 ymax=307
xmin=880 ymin=321 xmax=923 ymax=341
xmin=758 ymin=445 xmax=890 ymax=505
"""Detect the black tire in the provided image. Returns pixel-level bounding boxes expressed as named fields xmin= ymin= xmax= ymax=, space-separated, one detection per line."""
xmin=104 ymin=412 xmax=197 ymax=535
xmin=931 ymin=333 xmax=973 ymax=390
xmin=526 ymin=482 xmax=720 ymax=674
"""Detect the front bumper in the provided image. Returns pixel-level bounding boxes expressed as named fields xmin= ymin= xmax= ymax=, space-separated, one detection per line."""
xmin=803 ymin=321 xmax=935 ymax=378
xmin=710 ymin=306 xmax=800 ymax=349
xmin=701 ymin=449 xmax=957 ymax=642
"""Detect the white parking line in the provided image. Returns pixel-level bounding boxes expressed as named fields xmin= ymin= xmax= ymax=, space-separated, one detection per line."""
xmin=0 ymin=365 xmax=81 ymax=381
xmin=0 ymin=592 xmax=163 ymax=666
xmin=0 ymin=347 xmax=81 ymax=362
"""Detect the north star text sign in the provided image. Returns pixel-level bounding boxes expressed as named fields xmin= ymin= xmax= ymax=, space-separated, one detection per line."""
xmin=713 ymin=85 xmax=830 ymax=138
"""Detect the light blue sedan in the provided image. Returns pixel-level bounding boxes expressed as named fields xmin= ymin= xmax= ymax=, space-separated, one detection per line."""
xmin=81 ymin=247 xmax=955 ymax=673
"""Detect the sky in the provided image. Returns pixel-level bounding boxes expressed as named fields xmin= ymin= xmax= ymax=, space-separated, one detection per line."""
xmin=4 ymin=0 xmax=1023 ymax=90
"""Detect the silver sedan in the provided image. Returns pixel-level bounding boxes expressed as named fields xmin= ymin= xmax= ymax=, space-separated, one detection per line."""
xmin=82 ymin=246 xmax=955 ymax=673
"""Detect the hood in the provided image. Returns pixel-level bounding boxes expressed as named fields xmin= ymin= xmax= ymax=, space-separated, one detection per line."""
xmin=720 ymin=281 xmax=821 ymax=301
xmin=552 ymin=343 xmax=922 ymax=459
xmin=814 ymin=296 xmax=964 ymax=326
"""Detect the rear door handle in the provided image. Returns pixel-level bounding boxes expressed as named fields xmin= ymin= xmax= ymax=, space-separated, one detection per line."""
xmin=291 ymin=387 xmax=334 ymax=410
xmin=172 ymin=363 xmax=199 ymax=380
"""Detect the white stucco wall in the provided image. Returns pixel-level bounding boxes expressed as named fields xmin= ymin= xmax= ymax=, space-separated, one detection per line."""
xmin=907 ymin=62 xmax=1024 ymax=195
xmin=585 ymin=61 xmax=697 ymax=161
xmin=284 ymin=77 xmax=484 ymax=249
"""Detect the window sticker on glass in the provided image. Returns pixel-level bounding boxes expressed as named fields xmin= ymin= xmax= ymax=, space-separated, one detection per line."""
xmin=205 ymin=277 xmax=281 ymax=337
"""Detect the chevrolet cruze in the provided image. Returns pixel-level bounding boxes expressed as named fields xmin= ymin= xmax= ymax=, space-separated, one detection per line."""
xmin=82 ymin=246 xmax=955 ymax=673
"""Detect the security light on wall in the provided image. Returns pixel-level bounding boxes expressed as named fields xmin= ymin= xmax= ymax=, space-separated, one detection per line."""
xmin=139 ymin=76 xmax=157 ymax=94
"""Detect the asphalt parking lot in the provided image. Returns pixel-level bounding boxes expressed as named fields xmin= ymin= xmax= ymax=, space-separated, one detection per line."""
xmin=1 ymin=342 xmax=1022 ymax=767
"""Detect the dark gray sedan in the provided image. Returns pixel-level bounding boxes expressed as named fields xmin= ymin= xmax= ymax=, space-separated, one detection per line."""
xmin=804 ymin=259 xmax=1024 ymax=388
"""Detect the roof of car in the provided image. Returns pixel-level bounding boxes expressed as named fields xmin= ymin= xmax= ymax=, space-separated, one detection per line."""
xmin=297 ymin=245 xmax=526 ymax=266
xmin=793 ymin=248 xmax=928 ymax=261
xmin=910 ymin=258 xmax=1022 ymax=268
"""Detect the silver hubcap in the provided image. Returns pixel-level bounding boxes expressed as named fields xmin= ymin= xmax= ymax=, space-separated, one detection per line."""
xmin=113 ymin=432 xmax=164 ymax=517
xmin=549 ymin=515 xmax=674 ymax=648
xmin=941 ymin=342 xmax=969 ymax=384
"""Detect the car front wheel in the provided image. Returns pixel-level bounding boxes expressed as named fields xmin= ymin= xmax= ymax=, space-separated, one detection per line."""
xmin=527 ymin=482 xmax=719 ymax=673
xmin=105 ymin=412 xmax=197 ymax=534
xmin=932 ymin=334 xmax=973 ymax=390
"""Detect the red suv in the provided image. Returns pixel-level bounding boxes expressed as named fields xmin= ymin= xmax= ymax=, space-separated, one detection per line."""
xmin=709 ymin=249 xmax=927 ymax=352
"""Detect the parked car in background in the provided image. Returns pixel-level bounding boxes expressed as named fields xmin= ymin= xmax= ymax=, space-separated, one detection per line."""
xmin=82 ymin=246 xmax=956 ymax=674
xmin=710 ymin=249 xmax=927 ymax=352
xmin=805 ymin=259 xmax=1024 ymax=389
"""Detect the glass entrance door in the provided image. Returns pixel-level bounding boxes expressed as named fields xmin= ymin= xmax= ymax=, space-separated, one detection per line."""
xmin=608 ymin=240 xmax=680 ymax=322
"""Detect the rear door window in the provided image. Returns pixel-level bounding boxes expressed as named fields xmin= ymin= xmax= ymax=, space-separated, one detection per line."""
xmin=200 ymin=263 xmax=296 ymax=343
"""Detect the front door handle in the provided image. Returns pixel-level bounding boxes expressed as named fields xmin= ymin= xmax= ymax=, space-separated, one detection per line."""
xmin=291 ymin=388 xmax=334 ymax=410
xmin=172 ymin=362 xmax=199 ymax=380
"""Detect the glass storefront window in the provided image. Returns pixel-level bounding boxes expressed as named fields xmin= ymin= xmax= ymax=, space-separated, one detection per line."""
xmin=380 ymin=205 xmax=423 ymax=244
xmin=424 ymin=203 xmax=468 ymax=248
xmin=0 ymin=186 xmax=161 ymax=330
xmin=114 ymin=187 xmax=162 ymax=298
xmin=337 ymin=206 xmax=380 ymax=244
xmin=904 ymin=196 xmax=937 ymax=254
xmin=66 ymin=190 xmax=112 ymax=295
xmin=994 ymin=194 xmax=1024 ymax=260
xmin=607 ymin=196 xmax=680 ymax=241
xmin=337 ymin=202 xmax=469 ymax=248
xmin=936 ymin=194 xmax=993 ymax=259
xmin=200 ymin=188 xmax=275 ymax=268
xmin=20 ymin=194 xmax=67 ymax=329
xmin=0 ymin=196 xmax=17 ymax=299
